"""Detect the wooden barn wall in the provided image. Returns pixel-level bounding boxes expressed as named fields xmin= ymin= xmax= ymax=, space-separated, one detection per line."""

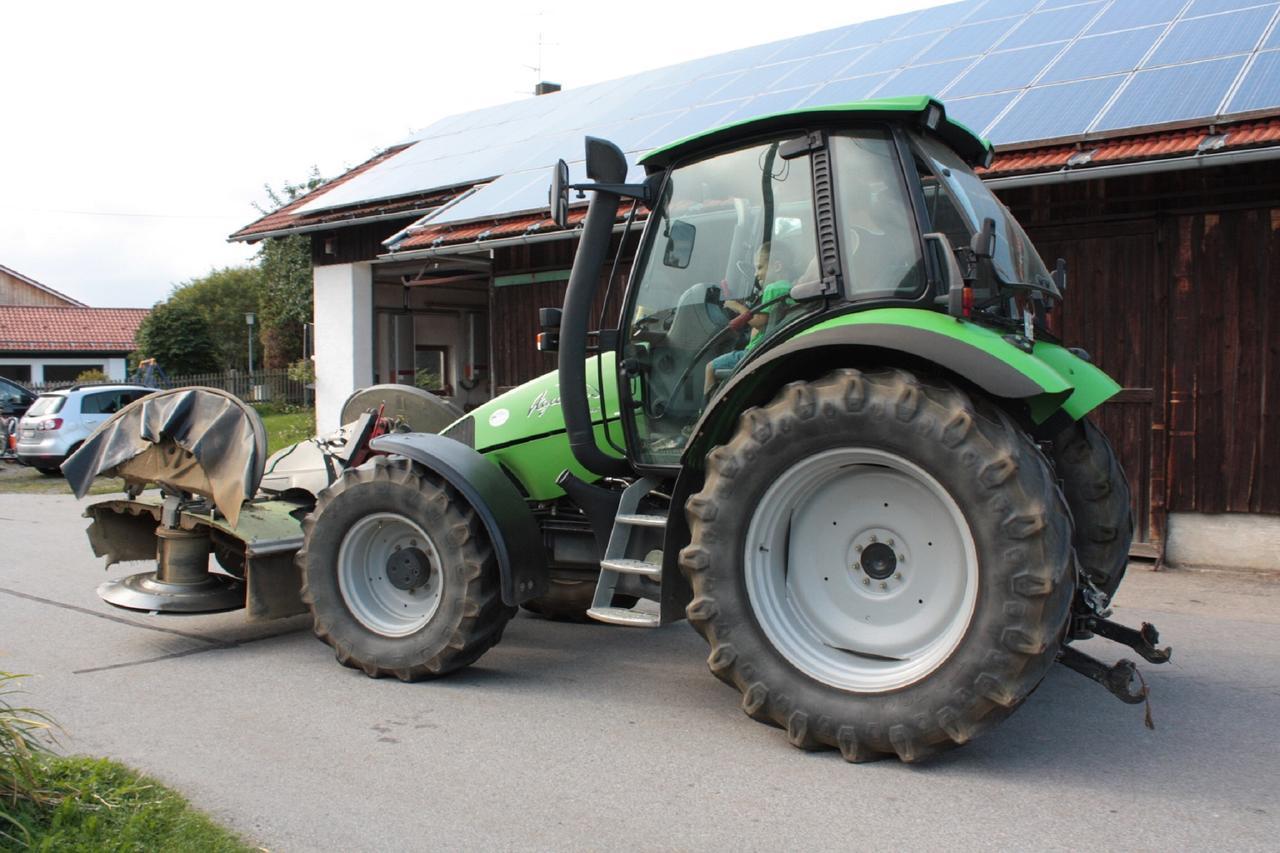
xmin=490 ymin=236 xmax=634 ymax=390
xmin=309 ymin=220 xmax=419 ymax=266
xmin=998 ymin=160 xmax=1280 ymax=532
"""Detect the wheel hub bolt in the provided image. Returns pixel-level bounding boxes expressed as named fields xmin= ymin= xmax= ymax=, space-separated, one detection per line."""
xmin=879 ymin=581 xmax=888 ymax=590
xmin=862 ymin=577 xmax=870 ymax=586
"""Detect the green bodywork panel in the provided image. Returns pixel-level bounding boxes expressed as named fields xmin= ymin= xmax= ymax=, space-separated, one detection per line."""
xmin=462 ymin=353 xmax=625 ymax=501
xmin=1029 ymin=339 xmax=1122 ymax=423
xmin=640 ymin=95 xmax=992 ymax=169
xmin=453 ymin=309 xmax=1117 ymax=495
xmin=796 ymin=308 xmax=1120 ymax=423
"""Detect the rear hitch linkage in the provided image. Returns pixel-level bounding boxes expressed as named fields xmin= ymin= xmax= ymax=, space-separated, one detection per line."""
xmin=1059 ymin=612 xmax=1172 ymax=707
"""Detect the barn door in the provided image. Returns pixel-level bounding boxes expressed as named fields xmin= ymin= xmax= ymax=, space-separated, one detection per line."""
xmin=1028 ymin=220 xmax=1165 ymax=555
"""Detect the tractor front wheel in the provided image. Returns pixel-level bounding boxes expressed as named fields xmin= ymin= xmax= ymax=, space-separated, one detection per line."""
xmin=298 ymin=456 xmax=515 ymax=680
xmin=680 ymin=369 xmax=1073 ymax=762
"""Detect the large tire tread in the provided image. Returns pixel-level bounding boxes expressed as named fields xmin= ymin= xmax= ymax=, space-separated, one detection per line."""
xmin=1050 ymin=418 xmax=1133 ymax=598
xmin=680 ymin=368 xmax=1074 ymax=762
xmin=298 ymin=455 xmax=515 ymax=681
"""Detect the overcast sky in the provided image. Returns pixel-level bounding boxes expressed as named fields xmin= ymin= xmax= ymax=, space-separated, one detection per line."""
xmin=1 ymin=0 xmax=940 ymax=308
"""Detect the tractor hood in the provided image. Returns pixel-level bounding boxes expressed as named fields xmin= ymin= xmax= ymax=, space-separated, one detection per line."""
xmin=446 ymin=353 xmax=625 ymax=501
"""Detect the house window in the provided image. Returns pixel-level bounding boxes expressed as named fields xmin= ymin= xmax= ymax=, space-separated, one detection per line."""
xmin=43 ymin=364 xmax=103 ymax=383
xmin=0 ymin=365 xmax=32 ymax=383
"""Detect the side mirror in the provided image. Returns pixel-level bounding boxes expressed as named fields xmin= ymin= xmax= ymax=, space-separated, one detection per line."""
xmin=549 ymin=159 xmax=570 ymax=229
xmin=970 ymin=216 xmax=997 ymax=259
xmin=1052 ymin=257 xmax=1067 ymax=293
xmin=663 ymin=220 xmax=696 ymax=269
xmin=923 ymin=233 xmax=969 ymax=318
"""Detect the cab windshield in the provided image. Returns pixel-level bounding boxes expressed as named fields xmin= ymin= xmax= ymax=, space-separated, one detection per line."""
xmin=916 ymin=133 xmax=1057 ymax=297
xmin=622 ymin=139 xmax=822 ymax=465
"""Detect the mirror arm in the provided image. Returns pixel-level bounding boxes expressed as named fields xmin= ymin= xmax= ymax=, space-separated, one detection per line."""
xmin=568 ymin=182 xmax=650 ymax=203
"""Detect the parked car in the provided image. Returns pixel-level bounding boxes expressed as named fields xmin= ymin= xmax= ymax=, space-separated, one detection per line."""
xmin=0 ymin=376 xmax=35 ymax=419
xmin=16 ymin=384 xmax=155 ymax=475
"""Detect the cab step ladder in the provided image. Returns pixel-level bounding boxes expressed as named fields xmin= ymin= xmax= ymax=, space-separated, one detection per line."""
xmin=587 ymin=476 xmax=666 ymax=627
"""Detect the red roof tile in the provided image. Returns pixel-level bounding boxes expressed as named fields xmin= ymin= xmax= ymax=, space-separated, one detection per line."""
xmin=982 ymin=117 xmax=1280 ymax=178
xmin=229 ymin=146 xmax=475 ymax=242
xmin=0 ymin=306 xmax=149 ymax=352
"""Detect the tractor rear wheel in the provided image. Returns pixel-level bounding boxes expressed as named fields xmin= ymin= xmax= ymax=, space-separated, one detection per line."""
xmin=298 ymin=456 xmax=515 ymax=680
xmin=680 ymin=369 xmax=1073 ymax=762
xmin=1050 ymin=418 xmax=1132 ymax=599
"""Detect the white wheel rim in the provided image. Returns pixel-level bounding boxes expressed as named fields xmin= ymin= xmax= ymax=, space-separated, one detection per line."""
xmin=745 ymin=447 xmax=979 ymax=693
xmin=338 ymin=512 xmax=444 ymax=637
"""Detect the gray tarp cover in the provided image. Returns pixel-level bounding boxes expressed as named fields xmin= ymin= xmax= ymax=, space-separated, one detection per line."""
xmin=62 ymin=387 xmax=267 ymax=527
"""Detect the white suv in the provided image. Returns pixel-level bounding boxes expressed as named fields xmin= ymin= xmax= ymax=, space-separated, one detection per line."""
xmin=16 ymin=384 xmax=154 ymax=474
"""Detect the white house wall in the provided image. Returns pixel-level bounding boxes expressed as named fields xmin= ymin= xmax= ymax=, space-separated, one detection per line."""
xmin=313 ymin=262 xmax=373 ymax=433
xmin=0 ymin=356 xmax=127 ymax=384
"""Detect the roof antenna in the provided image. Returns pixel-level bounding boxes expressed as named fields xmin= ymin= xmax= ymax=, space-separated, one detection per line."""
xmin=526 ymin=18 xmax=561 ymax=96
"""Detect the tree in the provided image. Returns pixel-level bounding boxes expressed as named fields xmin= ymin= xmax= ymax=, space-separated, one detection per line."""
xmin=166 ymin=266 xmax=264 ymax=370
xmin=256 ymin=169 xmax=324 ymax=368
xmin=135 ymin=301 xmax=221 ymax=375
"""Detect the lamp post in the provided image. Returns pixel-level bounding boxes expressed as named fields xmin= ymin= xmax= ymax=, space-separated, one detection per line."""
xmin=245 ymin=313 xmax=256 ymax=377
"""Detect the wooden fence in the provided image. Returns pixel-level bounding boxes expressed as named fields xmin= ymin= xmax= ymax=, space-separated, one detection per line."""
xmin=31 ymin=368 xmax=311 ymax=406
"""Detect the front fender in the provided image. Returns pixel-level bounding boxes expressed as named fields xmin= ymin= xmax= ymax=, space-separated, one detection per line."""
xmin=686 ymin=307 xmax=1119 ymax=463
xmin=370 ymin=432 xmax=548 ymax=606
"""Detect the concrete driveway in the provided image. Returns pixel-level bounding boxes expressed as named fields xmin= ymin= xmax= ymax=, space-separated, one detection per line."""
xmin=2 ymin=492 xmax=1278 ymax=851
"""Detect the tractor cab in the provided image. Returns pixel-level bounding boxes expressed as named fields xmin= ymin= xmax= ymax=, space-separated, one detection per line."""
xmin=550 ymin=98 xmax=1063 ymax=473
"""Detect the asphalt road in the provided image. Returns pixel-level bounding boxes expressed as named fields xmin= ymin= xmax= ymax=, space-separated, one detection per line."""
xmin=2 ymin=492 xmax=1278 ymax=851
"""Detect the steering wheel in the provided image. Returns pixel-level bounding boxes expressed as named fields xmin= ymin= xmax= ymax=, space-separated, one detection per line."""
xmin=653 ymin=290 xmax=792 ymax=417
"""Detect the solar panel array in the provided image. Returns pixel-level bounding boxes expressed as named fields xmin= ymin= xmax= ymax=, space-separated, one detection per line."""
xmin=298 ymin=0 xmax=1280 ymax=229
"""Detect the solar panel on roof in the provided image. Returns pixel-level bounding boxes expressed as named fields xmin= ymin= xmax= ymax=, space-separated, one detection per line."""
xmin=894 ymin=1 xmax=981 ymax=36
xmin=778 ymin=49 xmax=871 ymax=89
xmin=712 ymin=61 xmax=809 ymax=102
xmin=924 ymin=19 xmax=1020 ymax=61
xmin=1186 ymin=0 xmax=1279 ymax=16
xmin=825 ymin=12 xmax=921 ymax=51
xmin=1095 ymin=55 xmax=1248 ymax=130
xmin=1145 ymin=6 xmax=1276 ymax=67
xmin=945 ymin=45 xmax=1055 ymax=97
xmin=944 ymin=91 xmax=1019 ymax=134
xmin=988 ymin=75 xmax=1127 ymax=142
xmin=966 ymin=0 xmax=1042 ymax=23
xmin=1087 ymin=0 xmax=1188 ymax=34
xmin=873 ymin=59 xmax=975 ymax=99
xmin=720 ymin=88 xmax=816 ymax=124
xmin=847 ymin=32 xmax=946 ymax=74
xmin=803 ymin=73 xmax=896 ymax=106
xmin=292 ymin=0 xmax=1280 ymax=219
xmin=1040 ymin=26 xmax=1164 ymax=84
xmin=765 ymin=29 xmax=850 ymax=63
xmin=1267 ymin=21 xmax=1280 ymax=49
xmin=1227 ymin=49 xmax=1280 ymax=111
xmin=998 ymin=3 xmax=1106 ymax=50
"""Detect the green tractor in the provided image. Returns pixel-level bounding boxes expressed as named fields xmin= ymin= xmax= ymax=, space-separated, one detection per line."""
xmin=69 ymin=97 xmax=1170 ymax=762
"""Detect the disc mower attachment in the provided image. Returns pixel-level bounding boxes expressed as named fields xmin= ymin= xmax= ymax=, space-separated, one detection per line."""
xmin=63 ymin=387 xmax=267 ymax=528
xmin=340 ymin=384 xmax=464 ymax=433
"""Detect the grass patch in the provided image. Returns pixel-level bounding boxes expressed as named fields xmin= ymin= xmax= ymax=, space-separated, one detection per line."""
xmin=4 ymin=756 xmax=255 ymax=852
xmin=253 ymin=405 xmax=315 ymax=455
xmin=1 ymin=674 xmax=253 ymax=851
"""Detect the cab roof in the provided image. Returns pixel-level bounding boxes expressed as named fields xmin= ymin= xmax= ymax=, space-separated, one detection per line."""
xmin=639 ymin=96 xmax=992 ymax=171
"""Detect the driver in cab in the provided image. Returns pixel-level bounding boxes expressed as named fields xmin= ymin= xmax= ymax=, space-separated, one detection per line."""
xmin=704 ymin=241 xmax=795 ymax=395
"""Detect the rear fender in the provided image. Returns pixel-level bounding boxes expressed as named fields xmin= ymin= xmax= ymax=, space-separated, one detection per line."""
xmin=369 ymin=432 xmax=548 ymax=606
xmin=685 ymin=307 xmax=1119 ymax=465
